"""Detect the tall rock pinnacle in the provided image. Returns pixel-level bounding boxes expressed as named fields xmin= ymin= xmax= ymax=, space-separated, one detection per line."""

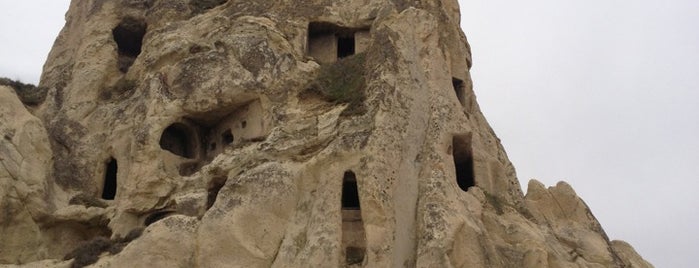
xmin=0 ymin=0 xmax=652 ymax=267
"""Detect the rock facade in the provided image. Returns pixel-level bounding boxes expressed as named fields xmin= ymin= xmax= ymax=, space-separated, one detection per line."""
xmin=0 ymin=0 xmax=651 ymax=267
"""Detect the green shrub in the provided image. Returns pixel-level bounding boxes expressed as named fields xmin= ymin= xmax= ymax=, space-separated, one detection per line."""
xmin=307 ymin=53 xmax=367 ymax=115
xmin=0 ymin=77 xmax=47 ymax=105
xmin=64 ymin=228 xmax=144 ymax=267
xmin=64 ymin=237 xmax=112 ymax=268
xmin=109 ymin=228 xmax=144 ymax=254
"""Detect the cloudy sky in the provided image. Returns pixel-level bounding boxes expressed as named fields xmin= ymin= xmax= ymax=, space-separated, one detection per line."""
xmin=460 ymin=0 xmax=698 ymax=267
xmin=1 ymin=1 xmax=696 ymax=267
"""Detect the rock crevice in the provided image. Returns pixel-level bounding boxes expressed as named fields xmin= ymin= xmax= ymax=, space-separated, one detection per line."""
xmin=0 ymin=0 xmax=651 ymax=267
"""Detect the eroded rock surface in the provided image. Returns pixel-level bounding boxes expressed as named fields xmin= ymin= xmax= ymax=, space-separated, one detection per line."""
xmin=0 ymin=0 xmax=651 ymax=267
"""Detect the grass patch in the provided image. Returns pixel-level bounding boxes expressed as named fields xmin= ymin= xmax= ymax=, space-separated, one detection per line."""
xmin=64 ymin=237 xmax=112 ymax=268
xmin=64 ymin=228 xmax=144 ymax=268
xmin=306 ymin=53 xmax=367 ymax=115
xmin=0 ymin=77 xmax=47 ymax=105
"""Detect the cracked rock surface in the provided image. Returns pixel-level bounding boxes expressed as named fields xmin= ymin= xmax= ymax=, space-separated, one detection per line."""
xmin=0 ymin=0 xmax=651 ymax=267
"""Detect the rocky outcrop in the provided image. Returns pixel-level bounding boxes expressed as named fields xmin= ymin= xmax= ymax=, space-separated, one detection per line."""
xmin=0 ymin=86 xmax=54 ymax=263
xmin=0 ymin=0 xmax=651 ymax=267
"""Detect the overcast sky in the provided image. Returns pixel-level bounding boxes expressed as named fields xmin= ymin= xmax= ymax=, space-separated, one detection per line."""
xmin=1 ymin=1 xmax=697 ymax=267
xmin=460 ymin=0 xmax=698 ymax=267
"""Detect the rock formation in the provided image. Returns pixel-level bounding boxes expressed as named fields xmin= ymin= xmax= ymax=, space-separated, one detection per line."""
xmin=0 ymin=0 xmax=652 ymax=267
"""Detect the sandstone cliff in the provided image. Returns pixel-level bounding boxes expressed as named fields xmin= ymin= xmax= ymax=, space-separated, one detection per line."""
xmin=0 ymin=0 xmax=652 ymax=267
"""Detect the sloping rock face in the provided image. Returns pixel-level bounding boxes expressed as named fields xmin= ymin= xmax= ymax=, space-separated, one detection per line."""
xmin=0 ymin=0 xmax=652 ymax=267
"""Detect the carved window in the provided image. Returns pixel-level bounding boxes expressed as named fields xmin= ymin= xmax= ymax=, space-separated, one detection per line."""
xmin=453 ymin=134 xmax=475 ymax=191
xmin=160 ymin=123 xmax=196 ymax=159
xmin=113 ymin=17 xmax=146 ymax=72
xmin=102 ymin=158 xmax=118 ymax=200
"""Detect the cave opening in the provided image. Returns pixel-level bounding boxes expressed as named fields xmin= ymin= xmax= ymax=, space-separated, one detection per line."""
xmin=160 ymin=123 xmax=196 ymax=159
xmin=206 ymin=176 xmax=227 ymax=210
xmin=307 ymin=22 xmax=365 ymax=63
xmin=452 ymin=78 xmax=466 ymax=107
xmin=221 ymin=129 xmax=234 ymax=145
xmin=102 ymin=158 xmax=118 ymax=200
xmin=452 ymin=134 xmax=475 ymax=191
xmin=342 ymin=171 xmax=360 ymax=210
xmin=337 ymin=35 xmax=356 ymax=59
xmin=112 ymin=17 xmax=146 ymax=72
xmin=341 ymin=170 xmax=365 ymax=265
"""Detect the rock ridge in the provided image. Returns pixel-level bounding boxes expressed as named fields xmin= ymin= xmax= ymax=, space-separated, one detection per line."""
xmin=0 ymin=0 xmax=651 ymax=267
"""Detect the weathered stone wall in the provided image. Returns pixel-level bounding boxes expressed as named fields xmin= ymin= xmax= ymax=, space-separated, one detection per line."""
xmin=0 ymin=0 xmax=652 ymax=267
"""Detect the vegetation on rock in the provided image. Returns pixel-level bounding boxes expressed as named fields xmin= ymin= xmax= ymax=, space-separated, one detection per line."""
xmin=63 ymin=228 xmax=143 ymax=268
xmin=0 ymin=77 xmax=47 ymax=105
xmin=307 ymin=53 xmax=367 ymax=115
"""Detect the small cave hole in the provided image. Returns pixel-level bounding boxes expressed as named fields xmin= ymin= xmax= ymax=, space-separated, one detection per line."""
xmin=342 ymin=171 xmax=360 ymax=210
xmin=160 ymin=123 xmax=196 ymax=159
xmin=222 ymin=129 xmax=234 ymax=145
xmin=337 ymin=35 xmax=356 ymax=59
xmin=452 ymin=134 xmax=475 ymax=191
xmin=346 ymin=246 xmax=365 ymax=265
xmin=101 ymin=158 xmax=118 ymax=200
xmin=206 ymin=176 xmax=227 ymax=210
xmin=452 ymin=78 xmax=466 ymax=107
xmin=341 ymin=170 xmax=366 ymax=265
xmin=144 ymin=211 xmax=175 ymax=226
xmin=241 ymin=120 xmax=247 ymax=128
xmin=112 ymin=17 xmax=146 ymax=73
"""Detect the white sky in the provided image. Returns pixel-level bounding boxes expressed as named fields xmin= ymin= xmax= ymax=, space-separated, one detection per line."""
xmin=0 ymin=2 xmax=66 ymax=83
xmin=1 ymin=1 xmax=697 ymax=267
xmin=460 ymin=0 xmax=698 ymax=267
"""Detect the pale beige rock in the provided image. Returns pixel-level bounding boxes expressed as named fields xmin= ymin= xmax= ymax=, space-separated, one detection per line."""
xmin=611 ymin=240 xmax=655 ymax=268
xmin=0 ymin=0 xmax=653 ymax=267
xmin=91 ymin=215 xmax=198 ymax=268
xmin=0 ymin=86 xmax=53 ymax=263
xmin=0 ymin=178 xmax=44 ymax=264
xmin=0 ymin=259 xmax=70 ymax=268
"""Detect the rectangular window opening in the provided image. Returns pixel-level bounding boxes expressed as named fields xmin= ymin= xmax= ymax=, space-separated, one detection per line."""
xmin=452 ymin=78 xmax=466 ymax=107
xmin=340 ymin=170 xmax=366 ymax=266
xmin=341 ymin=171 xmax=360 ymax=210
xmin=337 ymin=35 xmax=356 ymax=59
xmin=452 ymin=134 xmax=475 ymax=191
xmin=102 ymin=158 xmax=118 ymax=200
